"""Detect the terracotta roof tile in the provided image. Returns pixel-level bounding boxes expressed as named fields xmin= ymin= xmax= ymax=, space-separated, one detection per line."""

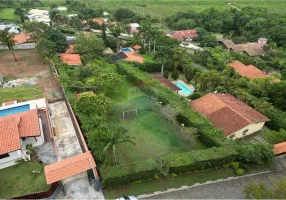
xmin=123 ymin=52 xmax=144 ymax=63
xmin=219 ymin=39 xmax=236 ymax=48
xmin=230 ymin=42 xmax=265 ymax=56
xmin=60 ymin=53 xmax=82 ymax=66
xmin=44 ymin=152 xmax=96 ymax=184
xmin=228 ymin=61 xmax=269 ymax=80
xmin=151 ymin=75 xmax=181 ymax=92
xmin=133 ymin=45 xmax=142 ymax=50
xmin=2 ymin=100 xmax=16 ymax=106
xmin=13 ymin=32 xmax=31 ymax=44
xmin=274 ymin=142 xmax=286 ymax=155
xmin=0 ymin=117 xmax=21 ymax=155
xmin=190 ymin=93 xmax=269 ymax=136
xmin=17 ymin=109 xmax=41 ymax=137
xmin=168 ymin=29 xmax=198 ymax=41
xmin=74 ymin=91 xmax=94 ymax=98
xmin=92 ymin=18 xmax=105 ymax=25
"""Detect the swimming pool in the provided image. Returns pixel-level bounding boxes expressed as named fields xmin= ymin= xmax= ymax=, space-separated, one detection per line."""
xmin=0 ymin=104 xmax=30 ymax=117
xmin=174 ymin=81 xmax=194 ymax=96
xmin=122 ymin=47 xmax=132 ymax=52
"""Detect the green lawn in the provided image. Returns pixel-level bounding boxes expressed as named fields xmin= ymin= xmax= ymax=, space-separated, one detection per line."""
xmin=106 ymin=86 xmax=207 ymax=165
xmin=103 ymin=168 xmax=235 ymax=199
xmin=141 ymin=54 xmax=154 ymax=62
xmin=0 ymin=86 xmax=43 ymax=104
xmin=244 ymin=126 xmax=279 ymax=145
xmin=0 ymin=162 xmax=50 ymax=198
xmin=0 ymin=8 xmax=18 ymax=20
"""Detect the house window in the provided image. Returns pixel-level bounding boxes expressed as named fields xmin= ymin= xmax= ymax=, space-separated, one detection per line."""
xmin=0 ymin=153 xmax=10 ymax=159
xmin=229 ymin=134 xmax=235 ymax=139
xmin=242 ymin=129 xmax=249 ymax=135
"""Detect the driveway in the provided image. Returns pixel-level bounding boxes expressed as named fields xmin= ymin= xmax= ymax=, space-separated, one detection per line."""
xmin=139 ymin=155 xmax=286 ymax=199
xmin=50 ymin=101 xmax=104 ymax=199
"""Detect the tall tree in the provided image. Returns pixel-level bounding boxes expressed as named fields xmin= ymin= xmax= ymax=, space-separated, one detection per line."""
xmin=150 ymin=27 xmax=160 ymax=53
xmin=154 ymin=46 xmax=172 ymax=75
xmin=0 ymin=30 xmax=17 ymax=61
xmin=43 ymin=28 xmax=68 ymax=52
xmin=36 ymin=38 xmax=56 ymax=60
xmin=110 ymin=24 xmax=123 ymax=52
xmin=23 ymin=22 xmax=48 ymax=42
xmin=14 ymin=8 xmax=25 ymax=23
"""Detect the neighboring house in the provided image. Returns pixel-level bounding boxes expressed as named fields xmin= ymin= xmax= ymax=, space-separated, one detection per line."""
xmin=228 ymin=61 xmax=280 ymax=82
xmin=0 ymin=24 xmax=20 ymax=34
xmin=68 ymin=14 xmax=78 ymax=18
xmin=166 ymin=29 xmax=198 ymax=42
xmin=123 ymin=52 xmax=145 ymax=63
xmin=109 ymin=48 xmax=145 ymax=63
xmin=190 ymin=93 xmax=270 ymax=139
xmin=54 ymin=7 xmax=68 ymax=11
xmin=28 ymin=9 xmax=50 ymax=26
xmin=129 ymin=23 xmax=140 ymax=34
xmin=274 ymin=142 xmax=286 ymax=155
xmin=13 ymin=32 xmax=31 ymax=45
xmin=151 ymin=75 xmax=181 ymax=93
xmin=218 ymin=39 xmax=265 ymax=56
xmin=60 ymin=53 xmax=82 ymax=66
xmin=65 ymin=45 xmax=75 ymax=54
xmin=93 ymin=18 xmax=107 ymax=25
xmin=0 ymin=101 xmax=46 ymax=169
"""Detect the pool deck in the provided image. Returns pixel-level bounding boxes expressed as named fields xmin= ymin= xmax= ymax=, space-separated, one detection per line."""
xmin=172 ymin=80 xmax=195 ymax=97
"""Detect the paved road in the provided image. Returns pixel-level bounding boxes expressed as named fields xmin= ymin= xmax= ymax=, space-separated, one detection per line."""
xmin=139 ymin=155 xmax=286 ymax=199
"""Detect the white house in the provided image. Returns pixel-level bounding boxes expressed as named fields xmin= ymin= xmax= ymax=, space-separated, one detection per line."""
xmin=54 ymin=7 xmax=68 ymax=11
xmin=0 ymin=24 xmax=20 ymax=34
xmin=68 ymin=14 xmax=78 ymax=18
xmin=191 ymin=93 xmax=270 ymax=139
xmin=28 ymin=9 xmax=50 ymax=26
xmin=0 ymin=99 xmax=48 ymax=169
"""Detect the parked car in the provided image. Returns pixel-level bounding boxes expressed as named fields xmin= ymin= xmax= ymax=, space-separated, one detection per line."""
xmin=116 ymin=196 xmax=137 ymax=200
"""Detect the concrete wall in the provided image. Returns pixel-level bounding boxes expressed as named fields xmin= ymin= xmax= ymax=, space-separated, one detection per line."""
xmin=228 ymin=122 xmax=265 ymax=139
xmin=0 ymin=43 xmax=36 ymax=49
xmin=0 ymin=150 xmax=25 ymax=169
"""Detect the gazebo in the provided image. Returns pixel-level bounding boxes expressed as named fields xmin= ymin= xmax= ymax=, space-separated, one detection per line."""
xmin=133 ymin=45 xmax=142 ymax=53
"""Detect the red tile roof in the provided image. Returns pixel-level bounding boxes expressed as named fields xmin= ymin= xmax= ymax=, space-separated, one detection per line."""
xmin=228 ymin=61 xmax=271 ymax=80
xmin=168 ymin=30 xmax=198 ymax=41
xmin=2 ymin=100 xmax=16 ymax=106
xmin=151 ymin=75 xmax=181 ymax=92
xmin=44 ymin=151 xmax=96 ymax=184
xmin=92 ymin=18 xmax=105 ymax=25
xmin=0 ymin=117 xmax=21 ymax=155
xmin=133 ymin=45 xmax=142 ymax=50
xmin=74 ymin=91 xmax=94 ymax=98
xmin=274 ymin=142 xmax=286 ymax=155
xmin=0 ymin=109 xmax=40 ymax=154
xmin=13 ymin=32 xmax=31 ymax=44
xmin=190 ymin=93 xmax=269 ymax=136
xmin=123 ymin=52 xmax=144 ymax=63
xmin=60 ymin=53 xmax=82 ymax=66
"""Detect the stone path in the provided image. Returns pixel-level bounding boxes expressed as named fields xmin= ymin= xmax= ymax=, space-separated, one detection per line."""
xmin=138 ymin=155 xmax=286 ymax=199
xmin=50 ymin=101 xmax=104 ymax=199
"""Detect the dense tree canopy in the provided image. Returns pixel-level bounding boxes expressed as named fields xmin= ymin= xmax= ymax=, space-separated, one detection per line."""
xmin=43 ymin=28 xmax=68 ymax=52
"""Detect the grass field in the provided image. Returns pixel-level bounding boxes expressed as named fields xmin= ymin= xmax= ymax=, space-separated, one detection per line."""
xmin=0 ymin=8 xmax=18 ymax=20
xmin=104 ymin=168 xmax=235 ymax=199
xmin=0 ymin=86 xmax=43 ymax=104
xmin=0 ymin=162 xmax=50 ymax=198
xmin=106 ymin=86 xmax=207 ymax=165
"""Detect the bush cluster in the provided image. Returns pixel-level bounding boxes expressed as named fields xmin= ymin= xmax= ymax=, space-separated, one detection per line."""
xmin=101 ymin=159 xmax=159 ymax=188
xmin=162 ymin=147 xmax=237 ymax=174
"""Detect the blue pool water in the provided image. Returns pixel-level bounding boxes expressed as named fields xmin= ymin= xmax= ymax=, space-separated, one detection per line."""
xmin=0 ymin=104 xmax=30 ymax=117
xmin=174 ymin=81 xmax=194 ymax=96
xmin=122 ymin=47 xmax=131 ymax=52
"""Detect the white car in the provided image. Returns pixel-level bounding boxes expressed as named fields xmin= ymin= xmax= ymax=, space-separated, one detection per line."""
xmin=116 ymin=196 xmax=137 ymax=200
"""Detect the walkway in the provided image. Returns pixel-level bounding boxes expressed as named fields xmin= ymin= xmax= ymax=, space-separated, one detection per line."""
xmin=49 ymin=101 xmax=104 ymax=199
xmin=138 ymin=155 xmax=286 ymax=199
xmin=249 ymin=135 xmax=269 ymax=145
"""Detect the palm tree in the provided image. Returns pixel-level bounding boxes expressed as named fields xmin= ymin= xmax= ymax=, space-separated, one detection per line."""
xmin=101 ymin=126 xmax=135 ymax=165
xmin=0 ymin=30 xmax=17 ymax=61
xmin=110 ymin=24 xmax=123 ymax=52
xmin=150 ymin=28 xmax=160 ymax=53
xmin=154 ymin=46 xmax=172 ymax=75
xmin=139 ymin=22 xmax=152 ymax=52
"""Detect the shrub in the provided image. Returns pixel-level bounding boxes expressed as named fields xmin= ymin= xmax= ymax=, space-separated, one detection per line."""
xmin=101 ymin=159 xmax=159 ymax=188
xmin=263 ymin=108 xmax=286 ymax=130
xmin=187 ymin=92 xmax=202 ymax=100
xmin=163 ymin=70 xmax=169 ymax=79
xmin=171 ymin=70 xmax=179 ymax=80
xmin=236 ymin=168 xmax=244 ymax=176
xmin=231 ymin=161 xmax=240 ymax=170
xmin=162 ymin=147 xmax=237 ymax=174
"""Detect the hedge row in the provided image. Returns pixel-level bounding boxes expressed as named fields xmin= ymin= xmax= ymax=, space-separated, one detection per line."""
xmin=101 ymin=159 xmax=159 ymax=188
xmin=162 ymin=147 xmax=237 ymax=174
xmin=117 ymin=61 xmax=229 ymax=147
xmin=129 ymin=61 xmax=174 ymax=73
